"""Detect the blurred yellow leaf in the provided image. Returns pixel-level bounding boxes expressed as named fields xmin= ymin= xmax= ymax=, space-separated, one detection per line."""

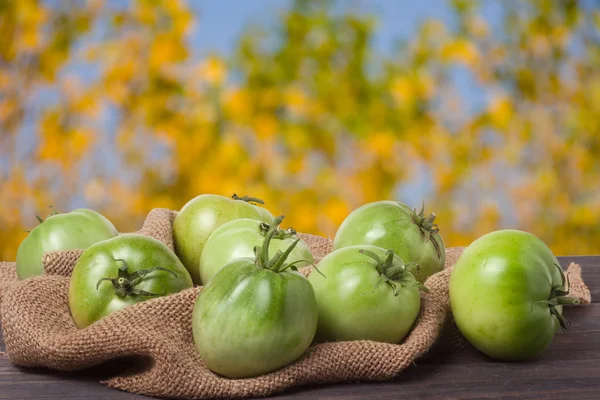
xmin=441 ymin=38 xmax=480 ymax=65
xmin=198 ymin=56 xmax=226 ymax=85
xmin=487 ymin=96 xmax=513 ymax=128
xmin=253 ymin=114 xmax=279 ymax=139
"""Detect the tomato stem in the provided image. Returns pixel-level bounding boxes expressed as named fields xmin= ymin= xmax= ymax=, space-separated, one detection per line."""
xmin=361 ymin=274 xmax=390 ymax=295
xmin=358 ymin=249 xmax=428 ymax=295
xmin=259 ymin=221 xmax=297 ymax=239
xmin=254 ymin=215 xmax=312 ymax=275
xmin=542 ymin=264 xmax=582 ymax=331
xmin=555 ymin=296 xmax=581 ymax=306
xmin=271 ymin=238 xmax=301 ymax=271
xmin=33 ymin=206 xmax=60 ymax=226
xmin=256 ymin=215 xmax=284 ymax=267
xmin=283 ymin=259 xmax=325 ymax=277
xmin=96 ymin=258 xmax=176 ymax=298
xmin=410 ymin=202 xmax=442 ymax=260
xmin=231 ymin=193 xmax=265 ymax=205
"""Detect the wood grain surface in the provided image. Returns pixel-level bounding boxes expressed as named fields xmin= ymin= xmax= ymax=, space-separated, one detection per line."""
xmin=1 ymin=256 xmax=598 ymax=400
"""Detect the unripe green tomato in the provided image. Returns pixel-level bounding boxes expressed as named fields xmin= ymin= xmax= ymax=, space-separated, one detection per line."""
xmin=333 ymin=201 xmax=445 ymax=283
xmin=199 ymin=218 xmax=313 ymax=285
xmin=309 ymin=245 xmax=421 ymax=343
xmin=69 ymin=234 xmax=193 ymax=328
xmin=450 ymin=230 xmax=577 ymax=361
xmin=173 ymin=194 xmax=274 ymax=283
xmin=17 ymin=209 xmax=118 ymax=280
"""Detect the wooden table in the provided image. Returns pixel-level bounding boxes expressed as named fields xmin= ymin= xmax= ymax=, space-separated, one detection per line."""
xmin=1 ymin=256 xmax=599 ymax=400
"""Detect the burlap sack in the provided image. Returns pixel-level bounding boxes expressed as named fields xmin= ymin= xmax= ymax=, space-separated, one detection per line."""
xmin=0 ymin=209 xmax=591 ymax=399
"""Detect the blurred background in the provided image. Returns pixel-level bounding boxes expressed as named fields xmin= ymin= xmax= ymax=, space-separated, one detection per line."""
xmin=1 ymin=0 xmax=599 ymax=260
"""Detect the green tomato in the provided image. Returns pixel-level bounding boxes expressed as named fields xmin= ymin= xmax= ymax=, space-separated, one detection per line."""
xmin=333 ymin=201 xmax=445 ymax=283
xmin=199 ymin=218 xmax=313 ymax=285
xmin=192 ymin=216 xmax=317 ymax=379
xmin=69 ymin=234 xmax=193 ymax=329
xmin=309 ymin=245 xmax=422 ymax=343
xmin=449 ymin=229 xmax=579 ymax=361
xmin=17 ymin=208 xmax=118 ymax=280
xmin=173 ymin=193 xmax=274 ymax=283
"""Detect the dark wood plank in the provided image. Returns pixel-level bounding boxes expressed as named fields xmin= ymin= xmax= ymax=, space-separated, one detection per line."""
xmin=0 ymin=354 xmax=151 ymax=399
xmin=270 ymin=304 xmax=600 ymax=400
xmin=0 ymin=256 xmax=598 ymax=399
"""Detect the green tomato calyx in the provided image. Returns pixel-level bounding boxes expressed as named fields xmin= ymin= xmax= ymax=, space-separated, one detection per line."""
xmin=534 ymin=264 xmax=581 ymax=331
xmin=359 ymin=249 xmax=428 ymax=296
xmin=33 ymin=205 xmax=60 ymax=226
xmin=259 ymin=221 xmax=297 ymax=239
xmin=253 ymin=215 xmax=322 ymax=275
xmin=231 ymin=193 xmax=265 ymax=205
xmin=411 ymin=202 xmax=442 ymax=260
xmin=96 ymin=258 xmax=177 ymax=298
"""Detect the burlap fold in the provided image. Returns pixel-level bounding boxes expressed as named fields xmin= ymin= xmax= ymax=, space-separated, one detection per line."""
xmin=0 ymin=209 xmax=591 ymax=399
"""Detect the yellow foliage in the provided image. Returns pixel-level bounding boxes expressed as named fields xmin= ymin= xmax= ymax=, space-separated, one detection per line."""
xmin=441 ymin=38 xmax=480 ymax=66
xmin=1 ymin=0 xmax=599 ymax=262
xmin=198 ymin=56 xmax=226 ymax=86
xmin=17 ymin=0 xmax=47 ymax=50
xmin=253 ymin=114 xmax=279 ymax=139
xmin=323 ymin=197 xmax=352 ymax=228
xmin=39 ymin=124 xmax=93 ymax=168
xmin=285 ymin=86 xmax=308 ymax=115
xmin=391 ymin=77 xmax=412 ymax=104
xmin=225 ymin=88 xmax=252 ymax=120
xmin=286 ymin=126 xmax=312 ymax=150
xmin=366 ymin=131 xmax=396 ymax=159
xmin=0 ymin=99 xmax=15 ymax=122
xmin=287 ymin=200 xmax=318 ymax=235
xmin=487 ymin=96 xmax=513 ymax=128
xmin=149 ymin=33 xmax=188 ymax=71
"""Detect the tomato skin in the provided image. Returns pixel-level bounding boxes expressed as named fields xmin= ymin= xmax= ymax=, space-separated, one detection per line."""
xmin=173 ymin=194 xmax=274 ymax=283
xmin=16 ymin=209 xmax=118 ymax=280
xmin=199 ymin=218 xmax=313 ymax=285
xmin=449 ymin=230 xmax=566 ymax=361
xmin=309 ymin=245 xmax=421 ymax=343
xmin=192 ymin=260 xmax=317 ymax=378
xmin=333 ymin=201 xmax=445 ymax=283
xmin=68 ymin=234 xmax=193 ymax=329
